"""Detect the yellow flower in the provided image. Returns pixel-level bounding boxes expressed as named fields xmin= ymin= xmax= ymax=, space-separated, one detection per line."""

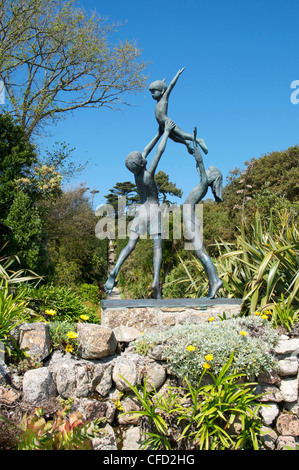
xmin=205 ymin=354 xmax=214 ymax=361
xmin=45 ymin=309 xmax=57 ymax=316
xmin=65 ymin=344 xmax=74 ymax=353
xmin=240 ymin=331 xmax=247 ymax=336
xmin=261 ymin=315 xmax=268 ymax=320
xmin=67 ymin=331 xmax=78 ymax=339
xmin=208 ymin=316 xmax=215 ymax=322
xmin=265 ymin=310 xmax=272 ymax=315
xmin=203 ymin=363 xmax=211 ymax=369
xmin=253 ymin=311 xmax=260 ymax=316
xmin=79 ymin=315 xmax=89 ymax=321
xmin=186 ymin=345 xmax=196 ymax=352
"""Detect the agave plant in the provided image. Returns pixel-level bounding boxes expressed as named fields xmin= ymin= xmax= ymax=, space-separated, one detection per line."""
xmin=219 ymin=210 xmax=299 ymax=313
xmin=0 ymin=242 xmax=42 ymax=286
xmin=170 ymin=210 xmax=298 ymax=315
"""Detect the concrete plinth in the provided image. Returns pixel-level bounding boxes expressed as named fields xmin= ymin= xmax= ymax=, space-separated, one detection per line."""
xmin=101 ymin=298 xmax=243 ymax=333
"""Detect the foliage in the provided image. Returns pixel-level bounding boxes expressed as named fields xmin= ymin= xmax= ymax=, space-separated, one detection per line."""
xmin=134 ymin=316 xmax=279 ymax=382
xmin=219 ymin=210 xmax=299 ymax=313
xmin=268 ymin=295 xmax=299 ymax=332
xmin=0 ymin=114 xmax=37 ymax=219
xmin=122 ymin=353 xmax=265 ymax=450
xmin=49 ymin=321 xmax=78 ymax=354
xmin=5 ymin=190 xmax=48 ymax=273
xmin=171 ymin=210 xmax=299 ymax=315
xmin=154 ymin=170 xmax=183 ymax=204
xmin=75 ymin=283 xmax=102 ymax=304
xmin=17 ymin=405 xmax=106 ymax=450
xmin=223 ymin=145 xmax=299 ymax=227
xmin=0 ymin=0 xmax=148 ymax=137
xmin=18 ymin=284 xmax=101 ymax=324
xmin=0 ymin=281 xmax=32 ymax=356
xmin=43 ymin=185 xmax=108 ymax=286
xmin=0 ymin=243 xmax=42 ymax=286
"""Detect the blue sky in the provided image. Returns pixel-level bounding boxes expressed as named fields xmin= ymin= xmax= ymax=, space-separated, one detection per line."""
xmin=40 ymin=0 xmax=299 ymax=209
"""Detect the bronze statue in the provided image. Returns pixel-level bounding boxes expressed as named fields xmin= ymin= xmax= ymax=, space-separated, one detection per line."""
xmin=183 ymin=127 xmax=223 ymax=298
xmin=104 ymin=119 xmax=176 ymax=299
xmin=149 ymin=68 xmax=208 ymax=155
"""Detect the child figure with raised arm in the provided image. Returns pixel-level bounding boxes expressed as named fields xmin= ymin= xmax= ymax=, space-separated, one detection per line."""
xmin=104 ymin=119 xmax=176 ymax=299
xmin=149 ymin=68 xmax=208 ymax=155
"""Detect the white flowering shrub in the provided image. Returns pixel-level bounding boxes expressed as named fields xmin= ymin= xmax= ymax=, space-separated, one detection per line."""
xmin=134 ymin=316 xmax=279 ymax=383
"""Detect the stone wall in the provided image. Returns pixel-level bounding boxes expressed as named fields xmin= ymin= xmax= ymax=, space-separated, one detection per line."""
xmin=1 ymin=321 xmax=299 ymax=450
xmin=101 ymin=298 xmax=243 ymax=331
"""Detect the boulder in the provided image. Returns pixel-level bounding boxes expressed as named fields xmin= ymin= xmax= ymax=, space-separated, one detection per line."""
xmin=77 ymin=324 xmax=118 ymax=360
xmin=112 ymin=356 xmax=138 ymax=391
xmin=23 ymin=367 xmax=56 ymax=405
xmin=18 ymin=323 xmax=50 ymax=361
xmin=276 ymin=413 xmax=299 ymax=436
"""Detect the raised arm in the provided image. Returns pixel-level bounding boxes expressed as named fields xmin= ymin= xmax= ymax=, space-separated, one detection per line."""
xmin=193 ymin=126 xmax=207 ymax=186
xmin=164 ymin=68 xmax=185 ymax=99
xmin=141 ymin=129 xmax=163 ymax=159
xmin=147 ymin=119 xmax=175 ymax=175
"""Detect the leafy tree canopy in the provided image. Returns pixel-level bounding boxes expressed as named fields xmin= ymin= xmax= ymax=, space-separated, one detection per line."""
xmin=0 ymin=0 xmax=148 ymax=137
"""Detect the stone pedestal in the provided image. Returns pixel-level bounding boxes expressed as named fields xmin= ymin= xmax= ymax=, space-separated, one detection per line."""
xmin=101 ymin=298 xmax=243 ymax=333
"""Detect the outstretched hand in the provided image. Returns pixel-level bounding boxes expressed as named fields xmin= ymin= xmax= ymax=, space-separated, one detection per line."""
xmin=165 ymin=119 xmax=176 ymax=132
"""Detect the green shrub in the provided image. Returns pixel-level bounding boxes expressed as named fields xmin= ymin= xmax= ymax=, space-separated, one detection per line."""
xmin=134 ymin=316 xmax=279 ymax=383
xmin=175 ymin=210 xmax=299 ymax=314
xmin=122 ymin=353 xmax=265 ymax=450
xmin=18 ymin=284 xmax=101 ymax=324
xmin=75 ymin=283 xmax=101 ymax=304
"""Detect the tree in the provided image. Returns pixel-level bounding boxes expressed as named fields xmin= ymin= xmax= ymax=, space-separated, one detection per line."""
xmin=223 ymin=145 xmax=299 ymax=227
xmin=0 ymin=113 xmax=37 ymax=219
xmin=104 ymin=182 xmax=139 ymax=216
xmin=154 ymin=170 xmax=183 ymax=204
xmin=5 ymin=190 xmax=48 ymax=272
xmin=0 ymin=0 xmax=148 ymax=137
xmin=42 ymin=184 xmax=108 ymax=285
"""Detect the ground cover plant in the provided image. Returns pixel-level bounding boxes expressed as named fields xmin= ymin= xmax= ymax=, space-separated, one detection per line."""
xmin=134 ymin=315 xmax=279 ymax=383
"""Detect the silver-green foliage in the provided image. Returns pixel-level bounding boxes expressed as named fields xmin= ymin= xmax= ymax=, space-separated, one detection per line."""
xmin=134 ymin=316 xmax=279 ymax=383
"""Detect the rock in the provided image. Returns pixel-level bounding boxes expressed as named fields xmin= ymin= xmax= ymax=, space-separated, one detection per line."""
xmin=145 ymin=361 xmax=166 ymax=391
xmin=0 ymin=358 xmax=11 ymax=385
xmin=77 ymin=324 xmax=118 ymax=360
xmin=121 ymin=426 xmax=143 ymax=450
xmin=92 ymin=362 xmax=114 ymax=397
xmin=257 ymin=369 xmax=280 ymax=385
xmin=55 ymin=361 xmax=91 ymax=399
xmin=23 ymin=367 xmax=56 ymax=405
xmin=148 ymin=344 xmax=166 ymax=361
xmin=255 ymin=384 xmax=283 ymax=402
xmin=276 ymin=435 xmax=297 ymax=450
xmin=277 ymin=357 xmax=298 ymax=376
xmin=260 ymin=426 xmax=277 ymax=450
xmin=274 ymin=338 xmax=299 ymax=355
xmin=0 ymin=384 xmax=21 ymax=405
xmin=285 ymin=401 xmax=299 ymax=416
xmin=117 ymin=396 xmax=142 ymax=425
xmin=112 ymin=356 xmax=138 ymax=391
xmin=75 ymin=397 xmax=116 ymax=424
xmin=18 ymin=322 xmax=50 ymax=361
xmin=279 ymin=378 xmax=298 ymax=403
xmin=113 ymin=326 xmax=141 ymax=343
xmin=92 ymin=423 xmax=118 ymax=450
xmin=259 ymin=403 xmax=280 ymax=426
xmin=276 ymin=414 xmax=299 ymax=436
